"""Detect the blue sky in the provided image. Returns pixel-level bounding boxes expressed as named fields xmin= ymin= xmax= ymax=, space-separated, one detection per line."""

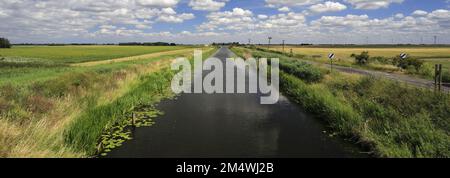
xmin=0 ymin=0 xmax=449 ymax=44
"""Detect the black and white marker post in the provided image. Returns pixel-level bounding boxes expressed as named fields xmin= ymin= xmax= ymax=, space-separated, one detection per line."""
xmin=400 ymin=53 xmax=408 ymax=59
xmin=329 ymin=53 xmax=335 ymax=73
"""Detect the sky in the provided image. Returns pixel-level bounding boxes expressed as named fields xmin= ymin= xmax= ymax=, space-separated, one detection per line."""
xmin=0 ymin=0 xmax=449 ymax=44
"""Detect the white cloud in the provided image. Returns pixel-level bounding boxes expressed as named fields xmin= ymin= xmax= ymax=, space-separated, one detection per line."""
xmin=189 ymin=0 xmax=228 ymax=11
xmin=258 ymin=15 xmax=269 ymax=19
xmin=0 ymin=0 xmax=197 ymax=42
xmin=197 ymin=8 xmax=255 ymax=31
xmin=157 ymin=12 xmax=195 ymax=23
xmin=427 ymin=9 xmax=450 ymax=28
xmin=258 ymin=12 xmax=306 ymax=30
xmin=136 ymin=0 xmax=180 ymax=7
xmin=394 ymin=13 xmax=404 ymax=19
xmin=278 ymin=7 xmax=291 ymax=12
xmin=309 ymin=1 xmax=347 ymax=14
xmin=344 ymin=0 xmax=404 ymax=10
xmin=265 ymin=0 xmax=323 ymax=7
xmin=412 ymin=10 xmax=428 ymax=16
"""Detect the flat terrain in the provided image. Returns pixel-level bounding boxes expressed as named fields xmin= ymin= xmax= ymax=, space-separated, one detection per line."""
xmin=271 ymin=46 xmax=450 ymax=71
xmin=0 ymin=46 xmax=195 ymax=85
xmin=0 ymin=45 xmax=187 ymax=63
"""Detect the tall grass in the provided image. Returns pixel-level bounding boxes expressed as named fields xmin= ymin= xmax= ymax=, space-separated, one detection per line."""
xmin=63 ymin=47 xmax=217 ymax=156
xmin=243 ymin=47 xmax=450 ymax=157
xmin=0 ymin=47 xmax=215 ymax=157
xmin=281 ymin=71 xmax=450 ymax=157
xmin=64 ymin=69 xmax=175 ymax=154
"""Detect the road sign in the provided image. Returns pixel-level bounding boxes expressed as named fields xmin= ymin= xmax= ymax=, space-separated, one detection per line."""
xmin=400 ymin=53 xmax=408 ymax=59
xmin=328 ymin=53 xmax=335 ymax=59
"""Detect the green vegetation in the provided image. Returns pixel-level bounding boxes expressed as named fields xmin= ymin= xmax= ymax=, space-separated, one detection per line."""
xmin=267 ymin=46 xmax=450 ymax=82
xmin=0 ymin=38 xmax=11 ymax=48
xmin=351 ymin=51 xmax=370 ymax=65
xmin=235 ymin=47 xmax=450 ymax=158
xmin=65 ymin=69 xmax=175 ymax=155
xmin=0 ymin=45 xmax=215 ymax=157
xmin=64 ymin=47 xmax=216 ymax=156
xmin=0 ymin=45 xmax=187 ymax=63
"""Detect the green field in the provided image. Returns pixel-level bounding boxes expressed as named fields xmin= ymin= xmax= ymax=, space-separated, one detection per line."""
xmin=0 ymin=45 xmax=187 ymax=63
xmin=270 ymin=46 xmax=450 ymax=68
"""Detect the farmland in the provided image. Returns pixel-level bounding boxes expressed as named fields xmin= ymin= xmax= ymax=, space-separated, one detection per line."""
xmin=268 ymin=46 xmax=450 ymax=80
xmin=0 ymin=45 xmax=215 ymax=157
xmin=0 ymin=45 xmax=187 ymax=63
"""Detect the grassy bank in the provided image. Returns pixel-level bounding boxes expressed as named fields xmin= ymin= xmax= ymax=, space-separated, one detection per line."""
xmin=64 ymin=48 xmax=217 ymax=156
xmin=0 ymin=47 xmax=214 ymax=157
xmin=233 ymin=47 xmax=450 ymax=158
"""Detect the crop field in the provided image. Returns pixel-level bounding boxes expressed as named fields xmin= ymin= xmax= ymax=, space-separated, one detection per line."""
xmin=0 ymin=45 xmax=188 ymax=63
xmin=0 ymin=45 xmax=215 ymax=157
xmin=270 ymin=46 xmax=450 ymax=68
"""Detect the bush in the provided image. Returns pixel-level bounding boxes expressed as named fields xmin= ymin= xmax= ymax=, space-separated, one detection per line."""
xmin=442 ymin=71 xmax=450 ymax=83
xmin=0 ymin=38 xmax=12 ymax=48
xmin=392 ymin=56 xmax=424 ymax=72
xmin=352 ymin=51 xmax=370 ymax=65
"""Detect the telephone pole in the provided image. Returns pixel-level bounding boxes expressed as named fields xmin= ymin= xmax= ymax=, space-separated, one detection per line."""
xmin=268 ymin=37 xmax=272 ymax=49
xmin=282 ymin=40 xmax=285 ymax=53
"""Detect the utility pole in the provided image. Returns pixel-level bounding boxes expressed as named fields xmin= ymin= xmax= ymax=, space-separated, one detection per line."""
xmin=434 ymin=36 xmax=437 ymax=45
xmin=248 ymin=39 xmax=251 ymax=46
xmin=282 ymin=40 xmax=285 ymax=53
xmin=268 ymin=37 xmax=272 ymax=49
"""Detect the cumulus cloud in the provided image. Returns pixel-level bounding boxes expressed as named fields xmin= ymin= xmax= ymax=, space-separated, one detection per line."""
xmin=258 ymin=15 xmax=269 ymax=19
xmin=309 ymin=1 xmax=347 ymax=14
xmin=412 ymin=10 xmax=428 ymax=16
xmin=344 ymin=0 xmax=404 ymax=10
xmin=265 ymin=0 xmax=323 ymax=8
xmin=278 ymin=7 xmax=291 ymax=12
xmin=0 ymin=0 xmax=195 ymax=41
xmin=189 ymin=0 xmax=228 ymax=11
xmin=197 ymin=8 xmax=255 ymax=31
xmin=136 ymin=0 xmax=180 ymax=7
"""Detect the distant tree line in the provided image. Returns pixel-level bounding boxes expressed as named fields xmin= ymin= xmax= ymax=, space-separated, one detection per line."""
xmin=118 ymin=42 xmax=176 ymax=46
xmin=0 ymin=38 xmax=11 ymax=48
xmin=212 ymin=42 xmax=241 ymax=46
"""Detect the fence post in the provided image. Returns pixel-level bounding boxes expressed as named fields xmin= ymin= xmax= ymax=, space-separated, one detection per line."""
xmin=435 ymin=64 xmax=438 ymax=92
xmin=435 ymin=64 xmax=443 ymax=92
xmin=438 ymin=64 xmax=442 ymax=92
xmin=132 ymin=113 xmax=136 ymax=127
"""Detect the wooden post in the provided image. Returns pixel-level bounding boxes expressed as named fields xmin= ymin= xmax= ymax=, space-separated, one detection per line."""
xmin=435 ymin=64 xmax=443 ymax=92
xmin=439 ymin=64 xmax=442 ymax=92
xmin=330 ymin=60 xmax=333 ymax=73
xmin=435 ymin=64 xmax=438 ymax=92
xmin=132 ymin=113 xmax=136 ymax=127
